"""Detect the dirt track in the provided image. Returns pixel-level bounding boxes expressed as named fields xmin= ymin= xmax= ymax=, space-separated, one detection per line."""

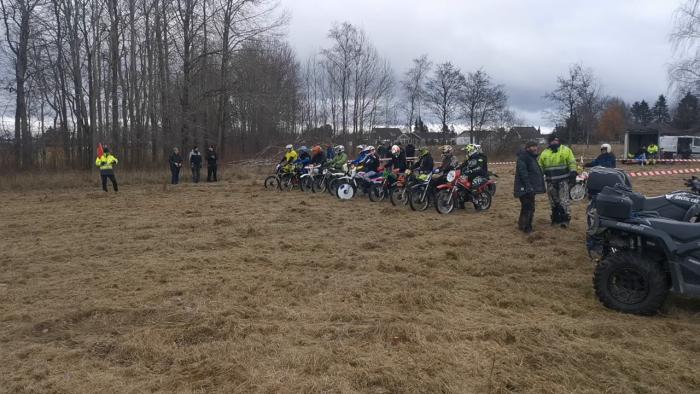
xmin=1 ymin=165 xmax=700 ymax=393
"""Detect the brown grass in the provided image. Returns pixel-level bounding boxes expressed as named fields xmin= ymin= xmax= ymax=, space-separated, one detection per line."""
xmin=1 ymin=163 xmax=700 ymax=392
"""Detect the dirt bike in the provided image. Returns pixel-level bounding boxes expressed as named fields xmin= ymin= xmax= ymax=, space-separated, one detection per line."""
xmin=408 ymin=169 xmax=440 ymax=211
xmin=369 ymin=168 xmax=400 ymax=203
xmin=299 ymin=165 xmax=321 ymax=192
xmin=264 ymin=164 xmax=283 ymax=190
xmin=313 ymin=165 xmax=346 ymax=194
xmin=570 ymin=171 xmax=589 ymax=201
xmin=434 ymin=170 xmax=495 ymax=214
xmin=389 ymin=170 xmax=413 ymax=207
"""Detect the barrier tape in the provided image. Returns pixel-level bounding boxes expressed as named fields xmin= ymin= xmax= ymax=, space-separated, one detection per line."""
xmin=621 ymin=159 xmax=700 ymax=164
xmin=628 ymin=168 xmax=700 ymax=177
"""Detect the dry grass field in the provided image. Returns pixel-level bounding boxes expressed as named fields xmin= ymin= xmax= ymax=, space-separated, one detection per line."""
xmin=2 ymin=164 xmax=700 ymax=393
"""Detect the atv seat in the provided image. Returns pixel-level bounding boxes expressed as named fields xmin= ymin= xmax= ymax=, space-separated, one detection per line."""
xmin=645 ymin=218 xmax=700 ymax=243
xmin=639 ymin=196 xmax=668 ymax=212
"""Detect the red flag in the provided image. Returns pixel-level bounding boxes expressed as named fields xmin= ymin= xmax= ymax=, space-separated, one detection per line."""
xmin=97 ymin=143 xmax=104 ymax=157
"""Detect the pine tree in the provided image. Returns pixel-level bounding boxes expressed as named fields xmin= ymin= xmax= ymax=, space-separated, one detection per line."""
xmin=631 ymin=100 xmax=653 ymax=125
xmin=652 ymin=95 xmax=670 ymax=124
xmin=674 ymin=92 xmax=699 ymax=129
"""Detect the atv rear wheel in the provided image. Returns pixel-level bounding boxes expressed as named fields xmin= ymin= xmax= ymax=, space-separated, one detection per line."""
xmin=593 ymin=252 xmax=668 ymax=315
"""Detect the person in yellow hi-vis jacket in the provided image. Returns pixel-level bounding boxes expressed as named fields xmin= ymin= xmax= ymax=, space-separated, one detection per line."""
xmin=538 ymin=135 xmax=576 ymax=227
xmin=95 ymin=146 xmax=119 ymax=192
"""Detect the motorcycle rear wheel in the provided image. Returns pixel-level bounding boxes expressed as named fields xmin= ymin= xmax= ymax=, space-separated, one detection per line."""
xmin=473 ymin=191 xmax=492 ymax=211
xmin=300 ymin=176 xmax=313 ymax=192
xmin=435 ymin=190 xmax=455 ymax=214
xmin=312 ymin=177 xmax=326 ymax=193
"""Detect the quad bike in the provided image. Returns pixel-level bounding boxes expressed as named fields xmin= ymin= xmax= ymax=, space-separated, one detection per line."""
xmin=587 ymin=185 xmax=700 ymax=315
xmin=434 ymin=170 xmax=495 ymax=214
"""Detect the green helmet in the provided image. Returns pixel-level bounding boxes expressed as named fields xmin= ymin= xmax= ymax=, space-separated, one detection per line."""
xmin=419 ymin=147 xmax=429 ymax=157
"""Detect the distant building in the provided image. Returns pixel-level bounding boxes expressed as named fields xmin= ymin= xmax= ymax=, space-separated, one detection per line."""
xmin=371 ymin=127 xmax=402 ymax=144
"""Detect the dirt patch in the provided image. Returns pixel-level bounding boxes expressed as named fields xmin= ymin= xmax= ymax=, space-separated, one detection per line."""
xmin=0 ymin=164 xmax=699 ymax=392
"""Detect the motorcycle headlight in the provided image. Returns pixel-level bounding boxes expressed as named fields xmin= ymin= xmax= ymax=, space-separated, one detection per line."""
xmin=446 ymin=170 xmax=456 ymax=183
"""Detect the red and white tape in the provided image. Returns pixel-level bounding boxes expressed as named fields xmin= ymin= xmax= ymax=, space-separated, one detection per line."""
xmin=628 ymin=168 xmax=700 ymax=177
xmin=490 ymin=161 xmax=516 ymax=166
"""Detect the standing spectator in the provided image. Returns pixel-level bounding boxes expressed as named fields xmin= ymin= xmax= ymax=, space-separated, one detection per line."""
xmin=169 ymin=147 xmax=183 ymax=184
xmin=538 ymin=135 xmax=577 ymax=228
xmin=514 ymin=141 xmax=546 ymax=234
xmin=189 ymin=146 xmax=202 ymax=183
xmin=206 ymin=145 xmax=218 ymax=182
xmin=95 ymin=146 xmax=119 ymax=192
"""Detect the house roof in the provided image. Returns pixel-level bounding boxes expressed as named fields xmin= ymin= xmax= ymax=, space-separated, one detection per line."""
xmin=510 ymin=126 xmax=541 ymax=139
xmin=372 ymin=127 xmax=402 ymax=140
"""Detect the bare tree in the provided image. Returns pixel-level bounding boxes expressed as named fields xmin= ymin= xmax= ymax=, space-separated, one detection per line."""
xmin=401 ymin=54 xmax=431 ymax=130
xmin=545 ymin=63 xmax=599 ymax=143
xmin=425 ymin=61 xmax=465 ymax=143
xmin=461 ymin=69 xmax=507 ymax=144
xmin=670 ymin=0 xmax=700 ymax=93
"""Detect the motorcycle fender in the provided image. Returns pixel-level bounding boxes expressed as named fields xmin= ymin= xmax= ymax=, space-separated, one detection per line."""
xmin=436 ymin=184 xmax=452 ymax=190
xmin=672 ymin=257 xmax=700 ymax=296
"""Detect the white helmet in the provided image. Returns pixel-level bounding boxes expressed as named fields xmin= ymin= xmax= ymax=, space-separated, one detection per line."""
xmin=356 ymin=144 xmax=365 ymax=151
xmin=335 ymin=145 xmax=345 ymax=153
xmin=391 ymin=145 xmax=401 ymax=155
xmin=601 ymin=143 xmax=612 ymax=153
xmin=441 ymin=145 xmax=454 ymax=154
xmin=285 ymin=144 xmax=293 ymax=150
xmin=366 ymin=145 xmax=376 ymax=152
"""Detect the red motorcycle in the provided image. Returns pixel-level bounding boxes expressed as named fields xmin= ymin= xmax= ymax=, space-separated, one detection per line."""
xmin=434 ymin=169 xmax=495 ymax=214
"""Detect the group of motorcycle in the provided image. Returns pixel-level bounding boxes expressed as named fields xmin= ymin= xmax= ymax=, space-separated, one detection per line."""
xmin=263 ymin=160 xmax=498 ymax=214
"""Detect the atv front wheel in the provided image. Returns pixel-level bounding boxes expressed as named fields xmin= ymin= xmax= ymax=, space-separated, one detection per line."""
xmin=593 ymin=252 xmax=668 ymax=315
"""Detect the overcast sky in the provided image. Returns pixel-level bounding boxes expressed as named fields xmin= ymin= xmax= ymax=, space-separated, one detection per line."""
xmin=279 ymin=0 xmax=679 ymax=130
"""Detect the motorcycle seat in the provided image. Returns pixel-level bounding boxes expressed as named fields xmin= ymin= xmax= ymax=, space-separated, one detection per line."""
xmin=644 ymin=218 xmax=700 ymax=242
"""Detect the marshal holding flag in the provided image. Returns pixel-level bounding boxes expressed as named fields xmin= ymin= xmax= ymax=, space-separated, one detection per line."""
xmin=95 ymin=143 xmax=119 ymax=192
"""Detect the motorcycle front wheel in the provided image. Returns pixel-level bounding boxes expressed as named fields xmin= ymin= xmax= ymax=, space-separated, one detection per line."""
xmin=300 ymin=176 xmax=314 ymax=192
xmin=435 ymin=190 xmax=455 ymax=214
xmin=264 ymin=176 xmax=279 ymax=190
xmin=335 ymin=181 xmax=356 ymax=200
xmin=409 ymin=185 xmax=431 ymax=211
xmin=390 ymin=187 xmax=408 ymax=206
xmin=570 ymin=182 xmax=586 ymax=201
xmin=368 ymin=184 xmax=386 ymax=202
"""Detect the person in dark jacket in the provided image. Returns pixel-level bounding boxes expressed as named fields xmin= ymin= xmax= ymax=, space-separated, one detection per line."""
xmin=189 ymin=146 xmax=203 ymax=183
xmin=460 ymin=144 xmax=488 ymax=186
xmin=169 ymin=147 xmax=183 ymax=184
xmin=326 ymin=144 xmax=335 ymax=161
xmin=386 ymin=145 xmax=407 ymax=172
xmin=310 ymin=145 xmax=326 ymax=166
xmin=514 ymin=141 xmax=546 ymax=233
xmin=206 ymin=145 xmax=218 ymax=182
xmin=412 ymin=147 xmax=434 ymax=173
xmin=585 ymin=143 xmax=616 ymax=168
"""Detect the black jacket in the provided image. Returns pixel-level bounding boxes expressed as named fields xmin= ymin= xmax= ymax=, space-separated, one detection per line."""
xmin=514 ymin=149 xmax=546 ymax=197
xmin=439 ymin=154 xmax=458 ymax=173
xmin=363 ymin=154 xmax=380 ymax=172
xmin=310 ymin=152 xmax=326 ymax=166
xmin=461 ymin=153 xmax=488 ymax=177
xmin=207 ymin=151 xmax=218 ymax=167
xmin=169 ymin=153 xmax=183 ymax=170
xmin=413 ymin=154 xmax=434 ymax=173
xmin=405 ymin=144 xmax=416 ymax=159
xmin=387 ymin=150 xmax=407 ymax=172
xmin=190 ymin=151 xmax=202 ymax=168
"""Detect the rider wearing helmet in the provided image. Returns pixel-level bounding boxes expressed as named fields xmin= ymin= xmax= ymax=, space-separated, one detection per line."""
xmin=359 ymin=146 xmax=380 ymax=187
xmin=310 ymin=145 xmax=327 ymax=166
xmin=351 ymin=144 xmax=368 ymax=166
xmin=296 ymin=146 xmax=311 ymax=166
xmin=385 ymin=144 xmax=407 ymax=172
xmin=329 ymin=145 xmax=348 ymax=171
xmin=412 ymin=147 xmax=434 ymax=173
xmin=460 ymin=144 xmax=488 ymax=185
xmin=280 ymin=144 xmax=298 ymax=173
xmin=585 ymin=143 xmax=616 ymax=168
xmin=438 ymin=145 xmax=459 ymax=174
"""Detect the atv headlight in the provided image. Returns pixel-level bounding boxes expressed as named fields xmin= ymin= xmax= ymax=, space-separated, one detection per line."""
xmin=446 ymin=170 xmax=456 ymax=183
